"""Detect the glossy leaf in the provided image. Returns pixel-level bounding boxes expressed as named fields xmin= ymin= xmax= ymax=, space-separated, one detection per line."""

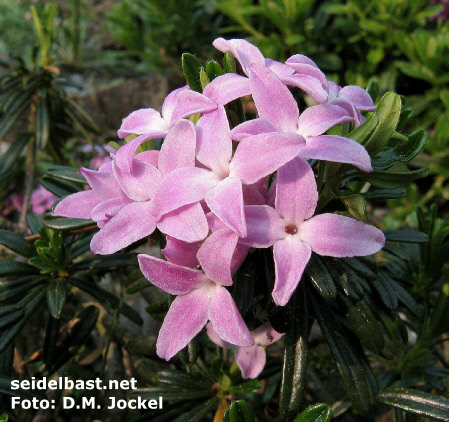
xmin=360 ymin=167 xmax=429 ymax=189
xmin=223 ymin=400 xmax=257 ymax=422
xmin=377 ymin=387 xmax=449 ymax=421
xmin=372 ymin=273 xmax=398 ymax=311
xmin=43 ymin=214 xmax=95 ymax=231
xmin=229 ymin=379 xmax=263 ymax=395
xmin=295 ymin=403 xmax=332 ymax=422
xmin=305 ymin=254 xmax=337 ymax=301
xmin=0 ymin=230 xmax=35 ymax=258
xmin=0 ymin=262 xmax=40 ymax=277
xmin=40 ymin=176 xmax=80 ymax=197
xmin=46 ymin=279 xmax=68 ymax=319
xmin=384 ymin=230 xmax=429 ymax=243
xmin=46 ymin=165 xmax=87 ymax=184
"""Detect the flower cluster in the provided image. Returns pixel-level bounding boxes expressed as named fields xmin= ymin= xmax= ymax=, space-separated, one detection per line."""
xmin=54 ymin=38 xmax=385 ymax=367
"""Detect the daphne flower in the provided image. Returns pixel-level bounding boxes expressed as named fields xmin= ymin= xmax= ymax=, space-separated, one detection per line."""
xmin=241 ymin=156 xmax=385 ymax=306
xmin=138 ymin=254 xmax=254 ymax=360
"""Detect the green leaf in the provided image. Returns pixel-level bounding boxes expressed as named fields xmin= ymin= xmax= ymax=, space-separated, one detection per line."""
xmin=35 ymin=96 xmax=50 ymax=149
xmin=295 ymin=403 xmax=332 ymax=422
xmin=0 ymin=309 xmax=24 ymax=331
xmin=223 ymin=51 xmax=237 ymax=74
xmin=342 ymin=257 xmax=377 ymax=280
xmin=205 ymin=60 xmax=224 ymax=82
xmin=46 ymin=165 xmax=87 ymax=184
xmin=360 ymin=167 xmax=429 ymax=189
xmin=0 ymin=276 xmax=45 ymax=302
xmin=343 ymin=297 xmax=385 ymax=353
xmin=384 ymin=230 xmax=429 ymax=243
xmin=46 ymin=279 xmax=68 ymax=319
xmin=179 ymin=337 xmax=198 ymax=366
xmin=157 ymin=370 xmax=212 ymax=390
xmin=363 ymin=92 xmax=402 ymax=156
xmin=172 ymin=398 xmax=219 ymax=422
xmin=27 ymin=213 xmax=43 ymax=235
xmin=362 ymin=188 xmax=405 ymax=200
xmin=347 ymin=113 xmax=378 ymax=144
xmin=67 ymin=277 xmax=143 ymax=325
xmin=366 ymin=78 xmax=379 ymax=103
xmin=279 ymin=285 xmax=308 ymax=420
xmin=0 ymin=230 xmax=35 ymax=258
xmin=388 ymin=278 xmax=421 ymax=318
xmin=0 ymin=261 xmax=40 ymax=277
xmin=71 ymin=253 xmax=136 ymax=271
xmin=229 ymin=379 xmax=262 ymax=395
xmin=182 ymin=53 xmax=203 ymax=92
xmin=130 ymin=386 xmax=211 ymax=402
xmin=377 ymin=387 xmax=449 ymax=421
xmin=310 ymin=291 xmax=378 ymax=414
xmin=40 ymin=177 xmax=80 ymax=197
xmin=43 ymin=213 xmax=95 ymax=231
xmin=224 ymin=400 xmax=257 ymax=422
xmin=305 ymin=254 xmax=337 ymax=301
xmin=372 ymin=273 xmax=398 ymax=311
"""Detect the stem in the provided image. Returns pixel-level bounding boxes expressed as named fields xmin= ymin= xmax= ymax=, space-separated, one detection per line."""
xmin=213 ymin=398 xmax=229 ymax=422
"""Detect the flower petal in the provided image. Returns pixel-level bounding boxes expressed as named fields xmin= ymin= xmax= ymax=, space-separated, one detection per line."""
xmin=161 ymin=236 xmax=200 ymax=268
xmin=161 ymin=85 xmax=189 ymax=121
xmin=158 ymin=119 xmax=196 ymax=177
xmin=197 ymin=228 xmax=239 ymax=286
xmin=297 ymin=104 xmax=353 ymax=138
xmin=196 ymin=105 xmax=232 ymax=175
xmin=80 ymin=167 xmax=122 ymax=200
xmin=240 ymin=205 xmax=285 ymax=248
xmin=281 ymin=74 xmax=329 ymax=103
xmin=157 ymin=202 xmax=209 ymax=242
xmin=117 ymin=108 xmax=167 ymax=138
xmin=209 ymin=286 xmax=254 ymax=346
xmin=157 ymin=289 xmax=211 ymax=360
xmin=206 ymin=322 xmax=235 ymax=349
xmin=113 ymin=159 xmax=162 ymax=201
xmin=152 ymin=167 xmax=220 ymax=218
xmin=276 ymin=156 xmax=318 ymax=223
xmin=299 ymin=214 xmax=385 ymax=257
xmin=235 ymin=345 xmax=266 ymax=379
xmin=138 ymin=254 xmax=207 ymax=295
xmin=90 ymin=201 xmax=156 ymax=254
xmin=273 ymin=236 xmax=311 ymax=306
xmin=53 ymin=190 xmax=100 ymax=220
xmin=339 ymin=85 xmax=376 ymax=111
xmin=170 ymin=89 xmax=217 ymax=122
xmin=203 ymin=73 xmax=251 ymax=105
xmin=230 ymin=132 xmax=305 ymax=184
xmin=251 ymin=322 xmax=284 ymax=346
xmin=285 ymin=54 xmax=328 ymax=87
xmin=249 ymin=64 xmax=299 ymax=133
xmin=301 ymin=135 xmax=372 ymax=172
xmin=230 ymin=119 xmax=276 ymax=142
xmin=205 ymin=178 xmax=246 ymax=237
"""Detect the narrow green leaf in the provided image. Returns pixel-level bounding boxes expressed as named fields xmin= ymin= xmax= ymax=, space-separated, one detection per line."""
xmin=0 ymin=310 xmax=24 ymax=331
xmin=295 ymin=403 xmax=332 ymax=422
xmin=305 ymin=254 xmax=337 ymax=301
xmin=0 ymin=134 xmax=31 ymax=175
xmin=388 ymin=278 xmax=421 ymax=318
xmin=42 ymin=315 xmax=60 ymax=366
xmin=224 ymin=400 xmax=257 ymax=422
xmin=377 ymin=387 xmax=449 ymax=421
xmin=46 ymin=279 xmax=68 ymax=319
xmin=40 ymin=177 xmax=80 ymax=197
xmin=35 ymin=96 xmax=50 ymax=149
xmin=361 ymin=167 xmax=429 ymax=189
xmin=0 ymin=230 xmax=35 ymax=258
xmin=43 ymin=214 xmax=95 ymax=231
xmin=279 ymin=285 xmax=308 ymax=420
xmin=362 ymin=188 xmax=405 ymax=200
xmin=343 ymin=257 xmax=377 ymax=280
xmin=179 ymin=336 xmax=199 ymax=366
xmin=157 ymin=370 xmax=211 ymax=390
xmin=205 ymin=60 xmax=224 ymax=82
xmin=71 ymin=253 xmax=136 ymax=271
xmin=182 ymin=53 xmax=203 ymax=92
xmin=0 ymin=277 xmax=44 ymax=302
xmin=372 ymin=273 xmax=398 ymax=311
xmin=27 ymin=213 xmax=43 ymax=235
xmin=67 ymin=277 xmax=143 ymax=325
xmin=310 ymin=291 xmax=378 ymax=414
xmin=347 ymin=113 xmax=378 ymax=144
xmin=223 ymin=51 xmax=237 ymax=73
xmin=0 ymin=262 xmax=40 ymax=277
xmin=384 ymin=230 xmax=429 ymax=243
xmin=46 ymin=165 xmax=87 ymax=184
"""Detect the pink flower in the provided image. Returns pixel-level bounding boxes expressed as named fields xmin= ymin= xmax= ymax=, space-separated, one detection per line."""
xmin=207 ymin=322 xmax=284 ymax=379
xmin=30 ymin=186 xmax=58 ymax=215
xmin=241 ymin=156 xmax=385 ymax=306
xmin=138 ymin=254 xmax=254 ymax=360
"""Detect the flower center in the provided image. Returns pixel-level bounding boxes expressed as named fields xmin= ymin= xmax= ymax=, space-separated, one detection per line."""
xmin=285 ymin=224 xmax=298 ymax=235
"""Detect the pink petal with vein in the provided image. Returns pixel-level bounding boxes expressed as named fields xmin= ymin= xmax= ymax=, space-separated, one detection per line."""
xmin=117 ymin=108 xmax=168 ymax=138
xmin=157 ymin=289 xmax=211 ymax=360
xmin=54 ymin=190 xmax=101 ymax=219
xmin=158 ymin=120 xmax=196 ymax=177
xmin=235 ymin=345 xmax=266 ymax=379
xmin=230 ymin=119 xmax=276 ymax=142
xmin=196 ymin=105 xmax=232 ymax=175
xmin=339 ymin=85 xmax=376 ymax=111
xmin=205 ymin=178 xmax=246 ymax=237
xmin=297 ymin=104 xmax=353 ymax=138
xmin=90 ymin=201 xmax=156 ymax=254
xmin=282 ymin=74 xmax=329 ymax=103
xmin=161 ymin=86 xmax=189 ymax=121
xmin=300 ymin=214 xmax=385 ymax=257
xmin=273 ymin=236 xmax=311 ymax=306
xmin=209 ymin=286 xmax=253 ymax=346
xmin=157 ymin=202 xmax=209 ymax=242
xmin=203 ymin=73 xmax=251 ymax=105
xmin=170 ymin=89 xmax=217 ymax=122
xmin=138 ymin=254 xmax=207 ymax=295
xmin=249 ymin=64 xmax=299 ymax=133
xmin=252 ymin=323 xmax=284 ymax=345
xmin=230 ymin=132 xmax=305 ymax=184
xmin=80 ymin=167 xmax=122 ymax=200
xmin=162 ymin=236 xmax=200 ymax=268
xmin=241 ymin=205 xmax=285 ymax=248
xmin=197 ymin=228 xmax=239 ymax=286
xmin=302 ymin=135 xmax=372 ymax=172
xmin=276 ymin=157 xmax=318 ymax=222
